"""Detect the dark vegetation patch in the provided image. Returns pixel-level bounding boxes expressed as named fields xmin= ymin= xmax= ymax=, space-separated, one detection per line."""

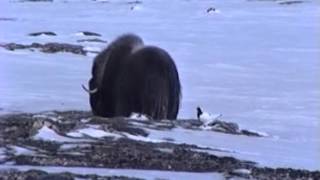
xmin=19 ymin=0 xmax=53 ymax=2
xmin=12 ymin=138 xmax=254 ymax=171
xmin=0 ymin=169 xmax=142 ymax=180
xmin=28 ymin=32 xmax=57 ymax=36
xmin=78 ymin=31 xmax=102 ymax=37
xmin=206 ymin=7 xmax=217 ymax=13
xmin=278 ymin=0 xmax=305 ymax=5
xmin=77 ymin=38 xmax=108 ymax=43
xmin=0 ymin=42 xmax=87 ymax=55
xmin=92 ymin=0 xmax=110 ymax=3
xmin=0 ymin=17 xmax=17 ymax=21
xmin=247 ymin=0 xmax=307 ymax=5
xmin=127 ymin=1 xmax=143 ymax=5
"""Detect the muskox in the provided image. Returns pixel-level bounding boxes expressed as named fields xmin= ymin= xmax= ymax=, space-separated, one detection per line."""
xmin=85 ymin=33 xmax=181 ymax=120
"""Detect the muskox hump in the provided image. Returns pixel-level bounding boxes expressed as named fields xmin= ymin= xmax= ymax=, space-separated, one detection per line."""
xmin=114 ymin=46 xmax=181 ymax=120
xmin=89 ymin=34 xmax=144 ymax=117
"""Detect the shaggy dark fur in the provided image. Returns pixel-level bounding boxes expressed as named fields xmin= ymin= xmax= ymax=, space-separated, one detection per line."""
xmin=88 ymin=33 xmax=181 ymax=120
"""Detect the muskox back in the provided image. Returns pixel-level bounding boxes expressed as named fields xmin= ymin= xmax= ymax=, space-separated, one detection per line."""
xmin=89 ymin=34 xmax=144 ymax=117
xmin=88 ymin=33 xmax=181 ymax=120
xmin=114 ymin=46 xmax=181 ymax=119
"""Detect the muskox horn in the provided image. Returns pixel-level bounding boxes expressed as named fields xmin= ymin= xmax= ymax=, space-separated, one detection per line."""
xmin=82 ymin=84 xmax=98 ymax=94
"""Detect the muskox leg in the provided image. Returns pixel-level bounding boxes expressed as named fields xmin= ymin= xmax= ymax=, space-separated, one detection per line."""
xmin=141 ymin=75 xmax=169 ymax=119
xmin=167 ymin=65 xmax=182 ymax=119
xmin=114 ymin=46 xmax=181 ymax=120
xmin=114 ymin=74 xmax=170 ymax=119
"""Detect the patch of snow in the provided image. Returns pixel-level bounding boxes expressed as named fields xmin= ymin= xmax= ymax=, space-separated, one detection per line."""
xmin=80 ymin=118 xmax=91 ymax=123
xmin=232 ymin=168 xmax=251 ymax=175
xmin=86 ymin=52 xmax=98 ymax=57
xmin=0 ymin=148 xmax=5 ymax=154
xmin=129 ymin=112 xmax=149 ymax=121
xmin=0 ymin=148 xmax=6 ymax=162
xmin=66 ymin=131 xmax=83 ymax=138
xmin=32 ymin=114 xmax=60 ymax=121
xmin=130 ymin=5 xmax=142 ymax=11
xmin=123 ymin=133 xmax=164 ymax=143
xmin=33 ymin=126 xmax=79 ymax=143
xmin=8 ymin=146 xmax=35 ymax=156
xmin=74 ymin=32 xmax=86 ymax=36
xmin=83 ymin=46 xmax=101 ymax=52
xmin=67 ymin=126 xmax=122 ymax=139
xmin=156 ymin=147 xmax=174 ymax=154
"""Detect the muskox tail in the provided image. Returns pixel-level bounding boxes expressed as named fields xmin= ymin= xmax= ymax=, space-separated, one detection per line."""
xmin=141 ymin=74 xmax=169 ymax=120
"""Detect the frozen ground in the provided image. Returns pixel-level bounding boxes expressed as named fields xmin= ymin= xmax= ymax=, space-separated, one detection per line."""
xmin=0 ymin=0 xmax=319 ymax=176
xmin=0 ymin=165 xmax=223 ymax=180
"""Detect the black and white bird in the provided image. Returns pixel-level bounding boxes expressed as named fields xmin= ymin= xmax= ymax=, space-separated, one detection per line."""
xmin=196 ymin=107 xmax=222 ymax=126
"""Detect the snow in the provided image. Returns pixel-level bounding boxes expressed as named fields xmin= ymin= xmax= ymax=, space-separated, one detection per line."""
xmin=83 ymin=46 xmax=102 ymax=52
xmin=129 ymin=112 xmax=150 ymax=121
xmin=33 ymin=125 xmax=80 ymax=142
xmin=0 ymin=0 xmax=319 ymax=172
xmin=122 ymin=132 xmax=164 ymax=143
xmin=8 ymin=146 xmax=35 ymax=156
xmin=67 ymin=126 xmax=122 ymax=139
xmin=59 ymin=143 xmax=91 ymax=151
xmin=232 ymin=168 xmax=251 ymax=175
xmin=146 ymin=127 xmax=319 ymax=170
xmin=0 ymin=148 xmax=6 ymax=162
xmin=32 ymin=113 xmax=61 ymax=121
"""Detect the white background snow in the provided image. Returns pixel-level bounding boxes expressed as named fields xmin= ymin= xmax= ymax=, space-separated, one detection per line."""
xmin=0 ymin=0 xmax=319 ymax=175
